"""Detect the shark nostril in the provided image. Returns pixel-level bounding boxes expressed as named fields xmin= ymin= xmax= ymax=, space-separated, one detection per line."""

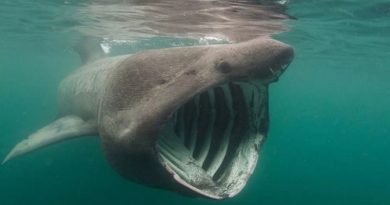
xmin=217 ymin=61 xmax=232 ymax=74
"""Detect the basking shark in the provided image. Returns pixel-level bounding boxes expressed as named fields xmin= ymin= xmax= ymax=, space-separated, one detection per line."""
xmin=2 ymin=37 xmax=293 ymax=199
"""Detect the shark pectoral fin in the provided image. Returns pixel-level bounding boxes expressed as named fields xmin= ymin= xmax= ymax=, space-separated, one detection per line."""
xmin=2 ymin=115 xmax=97 ymax=165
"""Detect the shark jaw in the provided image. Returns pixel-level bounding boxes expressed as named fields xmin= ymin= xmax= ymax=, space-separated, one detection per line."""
xmin=156 ymin=80 xmax=269 ymax=199
xmin=99 ymin=37 xmax=294 ymax=200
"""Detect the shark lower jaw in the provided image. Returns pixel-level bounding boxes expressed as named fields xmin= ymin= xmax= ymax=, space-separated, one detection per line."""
xmin=156 ymin=81 xmax=269 ymax=199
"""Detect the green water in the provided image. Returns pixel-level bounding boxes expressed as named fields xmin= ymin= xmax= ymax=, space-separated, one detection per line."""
xmin=1 ymin=0 xmax=390 ymax=204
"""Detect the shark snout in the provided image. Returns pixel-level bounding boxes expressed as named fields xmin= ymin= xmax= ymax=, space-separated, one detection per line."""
xmin=225 ymin=38 xmax=294 ymax=83
xmin=267 ymin=44 xmax=294 ymax=82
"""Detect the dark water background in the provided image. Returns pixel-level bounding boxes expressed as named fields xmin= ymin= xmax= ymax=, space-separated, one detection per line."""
xmin=1 ymin=0 xmax=390 ymax=204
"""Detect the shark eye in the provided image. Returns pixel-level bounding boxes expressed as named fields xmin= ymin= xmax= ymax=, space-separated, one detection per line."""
xmin=217 ymin=61 xmax=232 ymax=74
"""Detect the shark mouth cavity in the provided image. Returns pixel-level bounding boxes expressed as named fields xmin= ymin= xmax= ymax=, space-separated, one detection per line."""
xmin=156 ymin=81 xmax=269 ymax=199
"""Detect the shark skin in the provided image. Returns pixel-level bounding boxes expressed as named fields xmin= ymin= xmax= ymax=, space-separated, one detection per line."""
xmin=3 ymin=37 xmax=293 ymax=199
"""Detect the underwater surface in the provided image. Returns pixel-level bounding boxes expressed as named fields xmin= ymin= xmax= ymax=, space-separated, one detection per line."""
xmin=1 ymin=0 xmax=390 ymax=204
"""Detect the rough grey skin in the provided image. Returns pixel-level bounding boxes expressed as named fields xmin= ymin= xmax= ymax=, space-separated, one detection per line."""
xmin=3 ymin=37 xmax=293 ymax=199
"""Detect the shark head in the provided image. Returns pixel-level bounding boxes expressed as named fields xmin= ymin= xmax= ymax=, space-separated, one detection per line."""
xmin=99 ymin=37 xmax=294 ymax=199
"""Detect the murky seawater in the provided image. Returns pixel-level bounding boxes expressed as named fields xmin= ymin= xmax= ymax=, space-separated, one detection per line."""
xmin=1 ymin=0 xmax=389 ymax=204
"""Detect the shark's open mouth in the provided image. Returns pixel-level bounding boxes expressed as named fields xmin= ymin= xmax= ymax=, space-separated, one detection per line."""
xmin=156 ymin=81 xmax=268 ymax=199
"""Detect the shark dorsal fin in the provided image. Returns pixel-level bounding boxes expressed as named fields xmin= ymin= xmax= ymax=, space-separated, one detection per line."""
xmin=74 ymin=36 xmax=106 ymax=64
